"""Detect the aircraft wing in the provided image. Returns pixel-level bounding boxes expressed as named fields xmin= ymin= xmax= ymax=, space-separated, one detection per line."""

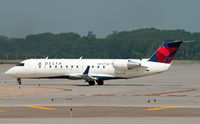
xmin=65 ymin=65 xmax=126 ymax=81
xmin=81 ymin=74 xmax=96 ymax=81
xmin=65 ymin=66 xmax=93 ymax=80
xmin=65 ymin=73 xmax=116 ymax=81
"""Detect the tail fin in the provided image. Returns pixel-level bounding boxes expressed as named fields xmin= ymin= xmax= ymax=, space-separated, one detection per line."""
xmin=148 ymin=40 xmax=183 ymax=63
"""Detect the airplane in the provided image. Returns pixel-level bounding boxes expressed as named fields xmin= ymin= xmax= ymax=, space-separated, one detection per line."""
xmin=5 ymin=40 xmax=183 ymax=86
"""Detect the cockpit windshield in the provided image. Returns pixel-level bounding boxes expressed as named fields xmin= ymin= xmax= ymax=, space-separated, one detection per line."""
xmin=16 ymin=63 xmax=25 ymax=66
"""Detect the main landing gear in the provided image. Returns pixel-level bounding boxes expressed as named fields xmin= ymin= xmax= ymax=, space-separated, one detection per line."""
xmin=88 ymin=81 xmax=95 ymax=86
xmin=17 ymin=78 xmax=21 ymax=85
xmin=96 ymin=80 xmax=104 ymax=85
xmin=86 ymin=80 xmax=104 ymax=86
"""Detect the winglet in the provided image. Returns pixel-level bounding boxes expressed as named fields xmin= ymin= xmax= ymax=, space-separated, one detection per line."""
xmin=83 ymin=66 xmax=90 ymax=75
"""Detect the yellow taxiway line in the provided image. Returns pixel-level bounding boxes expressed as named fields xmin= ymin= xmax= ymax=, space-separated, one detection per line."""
xmin=25 ymin=106 xmax=56 ymax=110
xmin=0 ymin=110 xmax=5 ymax=112
xmin=145 ymin=106 xmax=181 ymax=111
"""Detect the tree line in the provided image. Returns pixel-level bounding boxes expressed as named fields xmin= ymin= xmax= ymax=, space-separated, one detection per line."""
xmin=0 ymin=28 xmax=200 ymax=60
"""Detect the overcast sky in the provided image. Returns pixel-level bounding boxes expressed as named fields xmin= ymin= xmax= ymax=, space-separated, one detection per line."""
xmin=0 ymin=0 xmax=200 ymax=38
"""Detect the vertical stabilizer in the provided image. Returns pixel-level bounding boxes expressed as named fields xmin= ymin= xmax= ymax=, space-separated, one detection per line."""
xmin=148 ymin=40 xmax=183 ymax=63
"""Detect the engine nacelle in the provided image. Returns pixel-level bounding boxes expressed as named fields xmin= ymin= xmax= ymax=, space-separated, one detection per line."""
xmin=113 ymin=60 xmax=141 ymax=70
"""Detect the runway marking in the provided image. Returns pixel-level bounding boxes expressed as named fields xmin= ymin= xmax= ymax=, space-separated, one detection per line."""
xmin=145 ymin=116 xmax=160 ymax=118
xmin=91 ymin=94 xmax=114 ymax=96
xmin=144 ymin=89 xmax=197 ymax=96
xmin=0 ymin=110 xmax=5 ymax=112
xmin=78 ymin=89 xmax=197 ymax=97
xmin=25 ymin=106 xmax=56 ymax=110
xmin=145 ymin=106 xmax=181 ymax=111
xmin=167 ymin=95 xmax=188 ymax=97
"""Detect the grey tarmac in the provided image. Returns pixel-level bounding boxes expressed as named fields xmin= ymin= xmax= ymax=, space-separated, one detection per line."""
xmin=0 ymin=61 xmax=200 ymax=123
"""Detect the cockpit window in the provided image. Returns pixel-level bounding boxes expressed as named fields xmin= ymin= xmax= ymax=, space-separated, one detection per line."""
xmin=16 ymin=63 xmax=25 ymax=66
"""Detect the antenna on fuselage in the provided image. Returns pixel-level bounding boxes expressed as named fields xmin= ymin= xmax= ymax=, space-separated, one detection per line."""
xmin=45 ymin=57 xmax=48 ymax=59
xmin=79 ymin=56 xmax=83 ymax=60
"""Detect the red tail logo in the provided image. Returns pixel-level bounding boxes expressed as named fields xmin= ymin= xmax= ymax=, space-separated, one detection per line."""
xmin=149 ymin=40 xmax=183 ymax=63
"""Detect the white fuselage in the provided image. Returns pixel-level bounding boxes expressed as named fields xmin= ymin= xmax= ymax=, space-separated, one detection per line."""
xmin=5 ymin=58 xmax=171 ymax=80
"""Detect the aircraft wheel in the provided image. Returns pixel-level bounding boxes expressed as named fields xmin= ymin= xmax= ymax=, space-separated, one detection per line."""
xmin=96 ymin=80 xmax=104 ymax=85
xmin=88 ymin=81 xmax=95 ymax=86
xmin=17 ymin=78 xmax=21 ymax=85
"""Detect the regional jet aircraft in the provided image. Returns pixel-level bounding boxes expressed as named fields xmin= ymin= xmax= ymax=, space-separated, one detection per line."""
xmin=5 ymin=40 xmax=183 ymax=85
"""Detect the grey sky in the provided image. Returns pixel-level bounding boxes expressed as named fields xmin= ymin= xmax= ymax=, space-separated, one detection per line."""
xmin=0 ymin=0 xmax=199 ymax=38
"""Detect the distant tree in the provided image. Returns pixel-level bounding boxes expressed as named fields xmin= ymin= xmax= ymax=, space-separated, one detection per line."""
xmin=0 ymin=36 xmax=8 ymax=41
xmin=0 ymin=28 xmax=200 ymax=60
xmin=87 ymin=31 xmax=96 ymax=38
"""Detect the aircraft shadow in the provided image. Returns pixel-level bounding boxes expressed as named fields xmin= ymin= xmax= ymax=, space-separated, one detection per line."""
xmin=14 ymin=83 xmax=182 ymax=87
xmin=74 ymin=84 xmax=182 ymax=87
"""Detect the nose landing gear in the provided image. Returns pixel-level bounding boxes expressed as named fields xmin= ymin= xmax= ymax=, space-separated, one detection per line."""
xmin=17 ymin=78 xmax=21 ymax=85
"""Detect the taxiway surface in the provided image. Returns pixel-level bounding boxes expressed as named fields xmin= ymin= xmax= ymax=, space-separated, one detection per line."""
xmin=0 ymin=61 xmax=200 ymax=123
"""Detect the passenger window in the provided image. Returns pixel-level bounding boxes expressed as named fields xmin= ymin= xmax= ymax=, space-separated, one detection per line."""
xmin=39 ymin=66 xmax=41 ymax=68
xmin=50 ymin=65 xmax=51 ymax=68
xmin=71 ymin=65 xmax=73 ymax=68
xmin=103 ymin=66 xmax=105 ymax=68
xmin=97 ymin=66 xmax=99 ymax=68
xmin=92 ymin=66 xmax=94 ymax=68
xmin=55 ymin=66 xmax=57 ymax=68
xmin=61 ymin=66 xmax=62 ymax=68
xmin=66 ymin=65 xmax=68 ymax=68
xmin=76 ymin=65 xmax=78 ymax=68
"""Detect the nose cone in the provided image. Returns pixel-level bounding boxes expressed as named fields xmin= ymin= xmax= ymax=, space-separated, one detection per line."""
xmin=5 ymin=68 xmax=15 ymax=76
